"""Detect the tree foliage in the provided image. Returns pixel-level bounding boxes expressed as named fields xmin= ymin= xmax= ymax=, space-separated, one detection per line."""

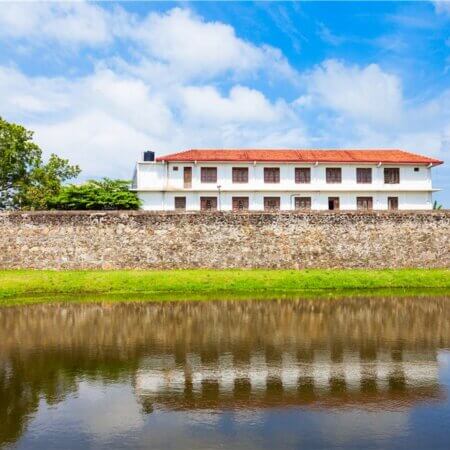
xmin=0 ymin=117 xmax=80 ymax=210
xmin=48 ymin=178 xmax=141 ymax=210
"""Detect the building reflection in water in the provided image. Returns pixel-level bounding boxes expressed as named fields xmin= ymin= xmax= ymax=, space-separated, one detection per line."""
xmin=0 ymin=295 xmax=449 ymax=447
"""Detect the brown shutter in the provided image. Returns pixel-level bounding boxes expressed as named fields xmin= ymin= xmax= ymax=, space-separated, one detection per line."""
xmin=264 ymin=197 xmax=281 ymax=211
xmin=388 ymin=197 xmax=399 ymax=210
xmin=201 ymin=167 xmax=217 ymax=183
xmin=294 ymin=197 xmax=311 ymax=210
xmin=384 ymin=168 xmax=400 ymax=184
xmin=232 ymin=168 xmax=249 ymax=183
xmin=183 ymin=167 xmax=192 ymax=188
xmin=200 ymin=197 xmax=217 ymax=211
xmin=174 ymin=197 xmax=186 ymax=210
xmin=264 ymin=168 xmax=280 ymax=183
xmin=295 ymin=168 xmax=311 ymax=184
xmin=356 ymin=168 xmax=372 ymax=184
xmin=326 ymin=168 xmax=342 ymax=183
xmin=232 ymin=197 xmax=249 ymax=211
xmin=357 ymin=197 xmax=373 ymax=210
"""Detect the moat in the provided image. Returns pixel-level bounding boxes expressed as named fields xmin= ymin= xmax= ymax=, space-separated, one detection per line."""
xmin=1 ymin=295 xmax=450 ymax=449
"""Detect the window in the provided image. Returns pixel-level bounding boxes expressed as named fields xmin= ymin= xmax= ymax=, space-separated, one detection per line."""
xmin=232 ymin=167 xmax=249 ymax=183
xmin=357 ymin=197 xmax=373 ymax=210
xmin=414 ymin=167 xmax=420 ymax=172
xmin=264 ymin=197 xmax=280 ymax=211
xmin=356 ymin=168 xmax=372 ymax=184
xmin=183 ymin=167 xmax=192 ymax=188
xmin=200 ymin=197 xmax=217 ymax=211
xmin=326 ymin=168 xmax=342 ymax=184
xmin=388 ymin=197 xmax=399 ymax=210
xmin=174 ymin=197 xmax=186 ymax=210
xmin=173 ymin=166 xmax=179 ymax=171
xmin=264 ymin=168 xmax=280 ymax=183
xmin=201 ymin=167 xmax=217 ymax=183
xmin=384 ymin=168 xmax=400 ymax=184
xmin=232 ymin=197 xmax=249 ymax=211
xmin=295 ymin=168 xmax=311 ymax=184
xmin=328 ymin=197 xmax=340 ymax=210
xmin=295 ymin=197 xmax=311 ymax=210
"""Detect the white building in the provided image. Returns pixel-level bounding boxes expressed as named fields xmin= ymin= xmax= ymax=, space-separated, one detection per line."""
xmin=132 ymin=149 xmax=443 ymax=211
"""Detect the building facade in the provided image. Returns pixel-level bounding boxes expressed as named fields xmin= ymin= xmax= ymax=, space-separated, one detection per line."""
xmin=132 ymin=149 xmax=443 ymax=211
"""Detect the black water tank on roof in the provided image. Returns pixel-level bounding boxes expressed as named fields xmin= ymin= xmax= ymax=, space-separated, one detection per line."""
xmin=143 ymin=151 xmax=155 ymax=161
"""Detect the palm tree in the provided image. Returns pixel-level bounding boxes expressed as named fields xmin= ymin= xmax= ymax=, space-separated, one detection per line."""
xmin=433 ymin=200 xmax=442 ymax=210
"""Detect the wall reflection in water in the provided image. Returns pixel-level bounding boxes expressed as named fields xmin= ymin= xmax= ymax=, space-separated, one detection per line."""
xmin=0 ymin=296 xmax=449 ymax=448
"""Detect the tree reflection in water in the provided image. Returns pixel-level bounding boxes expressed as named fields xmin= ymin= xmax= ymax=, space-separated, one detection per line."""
xmin=0 ymin=295 xmax=449 ymax=447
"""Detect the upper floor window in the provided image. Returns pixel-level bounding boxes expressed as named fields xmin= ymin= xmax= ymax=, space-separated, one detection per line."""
xmin=264 ymin=167 xmax=280 ymax=183
xmin=384 ymin=168 xmax=400 ymax=184
xmin=326 ymin=168 xmax=342 ymax=184
xmin=356 ymin=168 xmax=372 ymax=184
xmin=295 ymin=168 xmax=311 ymax=184
xmin=201 ymin=167 xmax=217 ymax=183
xmin=232 ymin=167 xmax=249 ymax=183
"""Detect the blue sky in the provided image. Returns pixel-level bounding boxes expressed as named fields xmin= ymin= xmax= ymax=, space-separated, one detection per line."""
xmin=0 ymin=1 xmax=449 ymax=205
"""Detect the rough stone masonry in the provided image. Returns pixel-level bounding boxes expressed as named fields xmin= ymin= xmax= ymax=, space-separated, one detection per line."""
xmin=1 ymin=211 xmax=449 ymax=269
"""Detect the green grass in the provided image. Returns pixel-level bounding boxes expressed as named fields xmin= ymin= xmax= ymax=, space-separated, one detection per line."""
xmin=1 ymin=269 xmax=449 ymax=306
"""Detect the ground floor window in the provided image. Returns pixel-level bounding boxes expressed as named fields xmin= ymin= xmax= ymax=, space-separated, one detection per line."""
xmin=174 ymin=197 xmax=186 ymax=210
xmin=328 ymin=197 xmax=340 ymax=210
xmin=388 ymin=196 xmax=399 ymax=210
xmin=357 ymin=196 xmax=373 ymax=210
xmin=264 ymin=197 xmax=280 ymax=211
xmin=232 ymin=197 xmax=249 ymax=211
xmin=294 ymin=197 xmax=311 ymax=210
xmin=200 ymin=196 xmax=217 ymax=211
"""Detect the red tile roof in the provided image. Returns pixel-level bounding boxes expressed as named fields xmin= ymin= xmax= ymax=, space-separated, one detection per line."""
xmin=155 ymin=149 xmax=443 ymax=165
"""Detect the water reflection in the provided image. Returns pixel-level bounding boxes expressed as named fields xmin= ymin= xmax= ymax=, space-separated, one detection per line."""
xmin=0 ymin=296 xmax=449 ymax=449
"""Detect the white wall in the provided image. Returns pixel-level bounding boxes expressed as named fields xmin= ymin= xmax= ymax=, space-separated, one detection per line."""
xmin=137 ymin=162 xmax=432 ymax=191
xmin=138 ymin=191 xmax=432 ymax=211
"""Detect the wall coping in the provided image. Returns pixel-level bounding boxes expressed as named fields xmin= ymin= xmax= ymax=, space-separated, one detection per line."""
xmin=0 ymin=210 xmax=449 ymax=218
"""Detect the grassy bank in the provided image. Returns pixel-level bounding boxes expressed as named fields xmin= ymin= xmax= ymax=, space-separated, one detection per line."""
xmin=1 ymin=269 xmax=449 ymax=305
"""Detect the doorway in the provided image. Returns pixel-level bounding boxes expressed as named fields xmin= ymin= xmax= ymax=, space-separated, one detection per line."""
xmin=328 ymin=197 xmax=340 ymax=210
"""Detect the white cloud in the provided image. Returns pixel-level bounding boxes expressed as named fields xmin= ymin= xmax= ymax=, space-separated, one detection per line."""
xmin=128 ymin=8 xmax=263 ymax=78
xmin=181 ymin=85 xmax=289 ymax=124
xmin=123 ymin=8 xmax=297 ymax=82
xmin=0 ymin=2 xmax=111 ymax=46
xmin=303 ymin=59 xmax=403 ymax=125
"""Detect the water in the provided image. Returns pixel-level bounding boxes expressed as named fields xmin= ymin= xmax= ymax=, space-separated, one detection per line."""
xmin=1 ymin=295 xmax=450 ymax=449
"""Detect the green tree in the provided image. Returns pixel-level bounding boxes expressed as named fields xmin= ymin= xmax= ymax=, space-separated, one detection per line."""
xmin=433 ymin=200 xmax=443 ymax=210
xmin=0 ymin=117 xmax=80 ymax=210
xmin=48 ymin=178 xmax=141 ymax=210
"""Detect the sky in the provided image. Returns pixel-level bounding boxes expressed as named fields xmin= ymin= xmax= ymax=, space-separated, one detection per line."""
xmin=0 ymin=1 xmax=449 ymax=205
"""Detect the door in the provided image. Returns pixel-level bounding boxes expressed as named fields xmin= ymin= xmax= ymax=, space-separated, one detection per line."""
xmin=357 ymin=197 xmax=373 ymax=210
xmin=264 ymin=197 xmax=281 ymax=211
xmin=388 ymin=197 xmax=398 ymax=210
xmin=183 ymin=167 xmax=192 ymax=188
xmin=295 ymin=197 xmax=311 ymax=210
xmin=328 ymin=197 xmax=340 ymax=210
xmin=200 ymin=196 xmax=217 ymax=211
xmin=232 ymin=197 xmax=249 ymax=211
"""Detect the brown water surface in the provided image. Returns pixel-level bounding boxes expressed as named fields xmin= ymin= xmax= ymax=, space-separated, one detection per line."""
xmin=1 ymin=295 xmax=450 ymax=449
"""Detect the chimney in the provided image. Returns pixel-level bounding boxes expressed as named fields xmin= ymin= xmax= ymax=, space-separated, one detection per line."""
xmin=143 ymin=150 xmax=155 ymax=162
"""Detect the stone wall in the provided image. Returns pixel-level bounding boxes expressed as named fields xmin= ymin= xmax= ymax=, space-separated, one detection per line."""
xmin=1 ymin=211 xmax=449 ymax=269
